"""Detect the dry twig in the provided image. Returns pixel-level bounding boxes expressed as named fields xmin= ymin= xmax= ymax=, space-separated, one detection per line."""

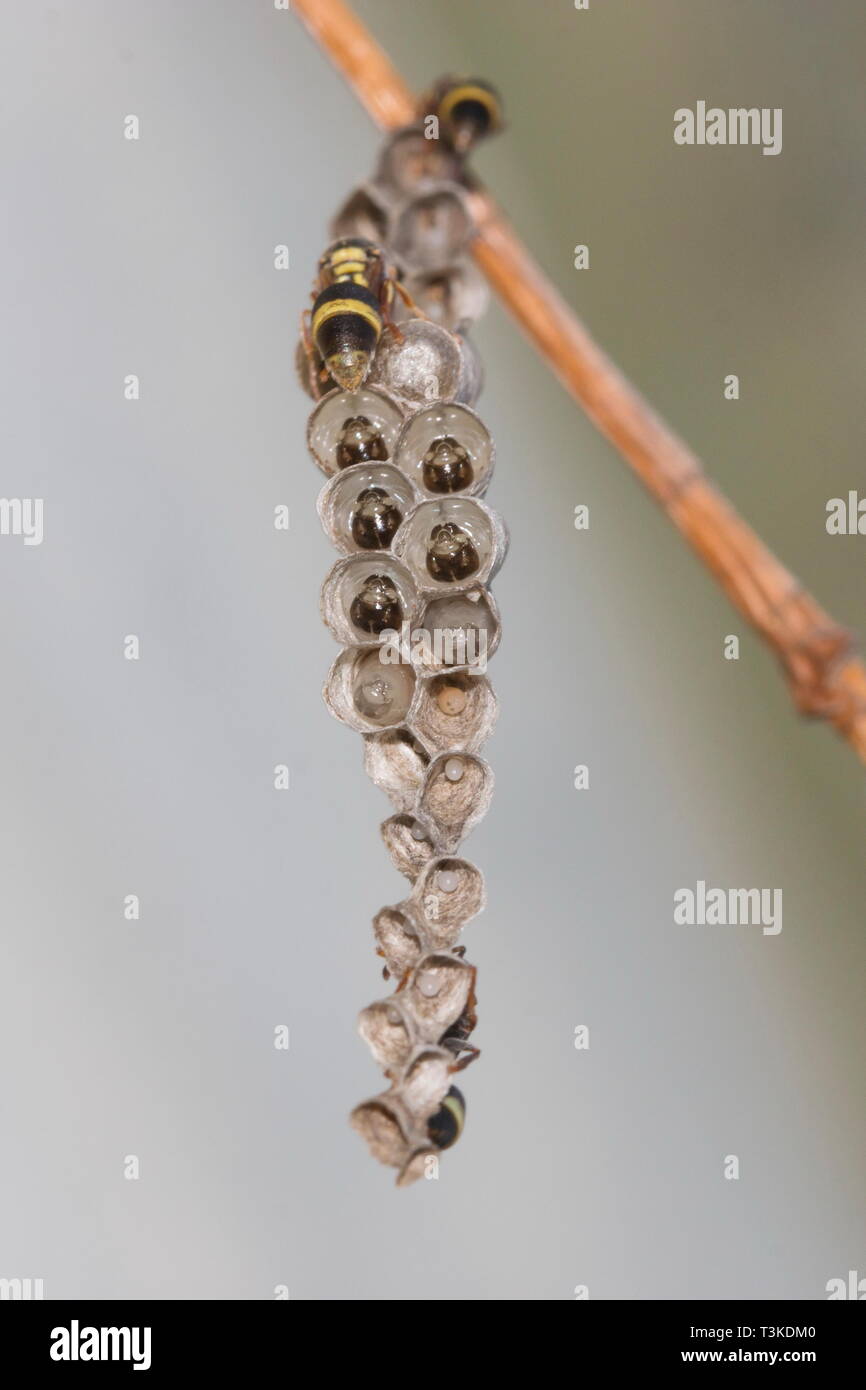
xmin=293 ymin=0 xmax=866 ymax=765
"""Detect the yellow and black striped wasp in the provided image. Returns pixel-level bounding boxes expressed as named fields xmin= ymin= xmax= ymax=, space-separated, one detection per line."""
xmin=302 ymin=237 xmax=420 ymax=396
xmin=425 ymin=76 xmax=504 ymax=154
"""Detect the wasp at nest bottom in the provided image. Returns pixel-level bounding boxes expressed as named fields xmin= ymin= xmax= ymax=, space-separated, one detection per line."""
xmin=302 ymin=237 xmax=421 ymax=396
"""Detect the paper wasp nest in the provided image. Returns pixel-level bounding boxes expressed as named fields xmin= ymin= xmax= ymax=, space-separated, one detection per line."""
xmin=301 ymin=88 xmax=506 ymax=1183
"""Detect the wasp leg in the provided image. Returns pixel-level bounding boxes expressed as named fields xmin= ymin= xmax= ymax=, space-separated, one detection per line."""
xmin=299 ymin=309 xmax=319 ymax=397
xmin=450 ymin=1044 xmax=481 ymax=1072
xmin=379 ymin=280 xmax=406 ymax=343
xmin=300 ymin=309 xmax=331 ymax=400
xmin=391 ymin=277 xmax=429 ymax=321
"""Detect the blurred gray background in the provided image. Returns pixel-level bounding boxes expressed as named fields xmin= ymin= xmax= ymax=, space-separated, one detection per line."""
xmin=1 ymin=0 xmax=864 ymax=1300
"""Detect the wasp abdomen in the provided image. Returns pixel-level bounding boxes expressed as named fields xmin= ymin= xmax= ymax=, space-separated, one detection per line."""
xmin=312 ymin=281 xmax=382 ymax=393
xmin=427 ymin=1086 xmax=466 ymax=1151
xmin=433 ymin=79 xmax=503 ymax=154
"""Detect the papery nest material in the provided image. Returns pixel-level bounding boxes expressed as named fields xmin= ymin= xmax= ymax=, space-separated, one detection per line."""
xmin=402 ymin=952 xmax=477 ymax=1038
xmin=411 ymin=587 xmax=501 ymax=676
xmin=372 ymin=902 xmax=426 ymax=978
xmin=365 ymin=320 xmax=463 ymax=412
xmin=380 ymin=813 xmax=440 ymax=881
xmin=416 ymin=752 xmax=494 ymax=850
xmin=410 ymin=856 xmax=486 ymax=944
xmin=400 ymin=263 xmax=490 ymax=336
xmin=329 ymin=181 xmax=395 ymax=245
xmin=389 ymin=182 xmax=474 ymax=275
xmin=358 ymin=998 xmax=415 ymax=1072
xmin=372 ymin=124 xmax=462 ymax=199
xmin=407 ymin=672 xmax=498 ymax=755
xmin=363 ymin=729 xmax=430 ymax=813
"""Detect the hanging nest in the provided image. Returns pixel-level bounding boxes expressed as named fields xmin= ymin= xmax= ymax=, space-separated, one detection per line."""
xmin=302 ymin=102 xmax=505 ymax=1183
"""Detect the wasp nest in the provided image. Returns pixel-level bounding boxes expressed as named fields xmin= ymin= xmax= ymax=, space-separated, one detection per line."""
xmin=301 ymin=78 xmax=506 ymax=1183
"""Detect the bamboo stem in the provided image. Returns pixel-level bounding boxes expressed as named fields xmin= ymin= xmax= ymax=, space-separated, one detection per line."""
xmin=292 ymin=0 xmax=866 ymax=765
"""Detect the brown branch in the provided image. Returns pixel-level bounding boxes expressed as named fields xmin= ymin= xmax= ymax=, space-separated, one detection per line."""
xmin=293 ymin=0 xmax=866 ymax=765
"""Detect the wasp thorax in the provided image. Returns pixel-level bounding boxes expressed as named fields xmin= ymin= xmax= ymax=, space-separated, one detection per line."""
xmin=351 ymin=486 xmax=403 ymax=550
xmin=349 ymin=574 xmax=403 ymax=634
xmin=426 ymin=522 xmax=479 ymax=583
xmin=422 ymin=435 xmax=473 ymax=493
xmin=336 ymin=415 xmax=389 ymax=470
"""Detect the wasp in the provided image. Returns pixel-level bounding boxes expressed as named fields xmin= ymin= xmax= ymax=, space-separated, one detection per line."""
xmin=303 ymin=237 xmax=418 ymax=396
xmin=425 ymin=76 xmax=504 ymax=155
xmin=427 ymin=1085 xmax=466 ymax=1151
